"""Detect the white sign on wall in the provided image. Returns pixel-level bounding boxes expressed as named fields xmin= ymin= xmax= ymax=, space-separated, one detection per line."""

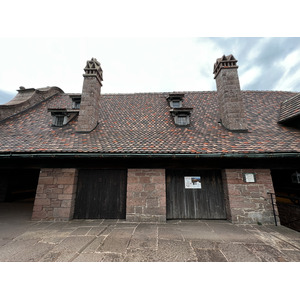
xmin=184 ymin=176 xmax=201 ymax=189
xmin=244 ymin=173 xmax=256 ymax=183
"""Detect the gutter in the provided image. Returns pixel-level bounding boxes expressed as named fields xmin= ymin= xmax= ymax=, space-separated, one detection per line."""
xmin=0 ymin=152 xmax=300 ymax=159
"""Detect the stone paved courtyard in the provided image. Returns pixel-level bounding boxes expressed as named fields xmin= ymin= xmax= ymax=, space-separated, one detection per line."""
xmin=1 ymin=203 xmax=300 ymax=262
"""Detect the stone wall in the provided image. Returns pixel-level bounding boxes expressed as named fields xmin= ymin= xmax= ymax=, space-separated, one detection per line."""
xmin=126 ymin=169 xmax=166 ymax=222
xmin=222 ymin=169 xmax=279 ymax=224
xmin=32 ymin=168 xmax=78 ymax=221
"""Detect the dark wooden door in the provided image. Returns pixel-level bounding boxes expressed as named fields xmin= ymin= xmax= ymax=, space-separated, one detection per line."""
xmin=74 ymin=169 xmax=127 ymax=219
xmin=166 ymin=169 xmax=226 ymax=219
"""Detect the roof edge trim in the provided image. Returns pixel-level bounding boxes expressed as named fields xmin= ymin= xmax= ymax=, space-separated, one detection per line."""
xmin=0 ymin=152 xmax=300 ymax=159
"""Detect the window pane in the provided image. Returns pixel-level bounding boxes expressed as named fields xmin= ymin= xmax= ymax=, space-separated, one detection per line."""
xmin=55 ymin=116 xmax=64 ymax=126
xmin=73 ymin=101 xmax=80 ymax=109
xmin=177 ymin=116 xmax=187 ymax=125
xmin=172 ymin=101 xmax=180 ymax=108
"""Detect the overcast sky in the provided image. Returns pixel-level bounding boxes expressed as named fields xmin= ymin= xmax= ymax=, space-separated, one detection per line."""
xmin=1 ymin=1 xmax=300 ymax=105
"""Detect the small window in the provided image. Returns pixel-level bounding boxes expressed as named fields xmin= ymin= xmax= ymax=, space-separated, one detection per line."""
xmin=72 ymin=98 xmax=81 ymax=109
xmin=53 ymin=115 xmax=65 ymax=127
xmin=171 ymin=100 xmax=181 ymax=108
xmin=176 ymin=115 xmax=189 ymax=126
xmin=170 ymin=108 xmax=192 ymax=127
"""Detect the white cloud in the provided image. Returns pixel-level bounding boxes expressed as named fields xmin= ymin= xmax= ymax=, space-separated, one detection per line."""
xmin=239 ymin=66 xmax=262 ymax=90
xmin=275 ymin=49 xmax=300 ymax=91
xmin=1 ymin=37 xmax=300 ymax=106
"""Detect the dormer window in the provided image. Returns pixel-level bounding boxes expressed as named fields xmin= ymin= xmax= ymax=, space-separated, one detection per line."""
xmin=72 ymin=97 xmax=81 ymax=109
xmin=52 ymin=113 xmax=68 ymax=127
xmin=177 ymin=115 xmax=189 ymax=126
xmin=69 ymin=94 xmax=82 ymax=109
xmin=170 ymin=108 xmax=193 ymax=127
xmin=48 ymin=108 xmax=79 ymax=127
xmin=171 ymin=100 xmax=181 ymax=108
xmin=167 ymin=93 xmax=184 ymax=108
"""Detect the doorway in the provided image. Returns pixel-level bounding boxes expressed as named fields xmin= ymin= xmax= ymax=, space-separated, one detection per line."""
xmin=166 ymin=169 xmax=226 ymax=220
xmin=73 ymin=169 xmax=127 ymax=219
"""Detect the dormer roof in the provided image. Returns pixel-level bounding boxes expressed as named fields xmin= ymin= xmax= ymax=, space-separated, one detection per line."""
xmin=278 ymin=93 xmax=300 ymax=126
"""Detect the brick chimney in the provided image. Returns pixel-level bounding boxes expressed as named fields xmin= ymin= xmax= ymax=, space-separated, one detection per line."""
xmin=76 ymin=58 xmax=103 ymax=132
xmin=213 ymin=55 xmax=247 ymax=131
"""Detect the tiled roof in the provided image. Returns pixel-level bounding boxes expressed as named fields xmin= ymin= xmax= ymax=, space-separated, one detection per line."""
xmin=278 ymin=93 xmax=300 ymax=123
xmin=0 ymin=90 xmax=300 ymax=155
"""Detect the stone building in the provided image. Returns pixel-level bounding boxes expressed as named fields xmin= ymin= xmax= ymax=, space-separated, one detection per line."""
xmin=0 ymin=55 xmax=299 ymax=228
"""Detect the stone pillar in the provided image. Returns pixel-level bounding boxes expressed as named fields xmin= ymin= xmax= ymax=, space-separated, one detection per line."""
xmin=222 ymin=169 xmax=279 ymax=224
xmin=76 ymin=58 xmax=103 ymax=132
xmin=32 ymin=168 xmax=78 ymax=221
xmin=126 ymin=169 xmax=166 ymax=222
xmin=213 ymin=55 xmax=248 ymax=131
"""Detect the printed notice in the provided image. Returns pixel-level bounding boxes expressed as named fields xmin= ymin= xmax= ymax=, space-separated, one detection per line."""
xmin=244 ymin=173 xmax=255 ymax=183
xmin=184 ymin=176 xmax=201 ymax=189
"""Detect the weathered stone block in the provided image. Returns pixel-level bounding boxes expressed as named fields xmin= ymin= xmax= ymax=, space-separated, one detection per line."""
xmin=126 ymin=169 xmax=166 ymax=222
xmin=38 ymin=177 xmax=54 ymax=185
xmin=224 ymin=169 xmax=277 ymax=225
xmin=32 ymin=168 xmax=78 ymax=221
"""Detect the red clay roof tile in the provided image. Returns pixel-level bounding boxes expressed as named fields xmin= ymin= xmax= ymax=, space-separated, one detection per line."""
xmin=0 ymin=90 xmax=299 ymax=155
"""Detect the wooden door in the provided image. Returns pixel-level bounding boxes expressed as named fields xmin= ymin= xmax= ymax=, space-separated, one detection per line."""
xmin=166 ymin=169 xmax=226 ymax=219
xmin=74 ymin=169 xmax=127 ymax=219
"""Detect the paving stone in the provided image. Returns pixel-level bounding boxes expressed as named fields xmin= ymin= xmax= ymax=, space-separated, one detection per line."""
xmin=39 ymin=251 xmax=62 ymax=262
xmin=53 ymin=251 xmax=79 ymax=262
xmin=158 ymin=225 xmax=184 ymax=241
xmin=81 ymin=236 xmax=106 ymax=253
xmin=191 ymin=239 xmax=223 ymax=250
xmin=52 ymin=236 xmax=94 ymax=253
xmin=41 ymin=236 xmax=68 ymax=244
xmin=30 ymin=222 xmax=53 ymax=229
xmin=157 ymin=239 xmax=197 ymax=262
xmin=74 ymin=251 xmax=125 ymax=262
xmin=263 ymin=225 xmax=300 ymax=239
xmin=0 ymin=239 xmax=12 ymax=247
xmin=99 ymin=225 xmax=117 ymax=236
xmin=124 ymin=249 xmax=158 ymax=262
xmin=101 ymin=220 xmax=119 ymax=225
xmin=0 ymin=239 xmax=40 ymax=261
xmin=46 ymin=222 xmax=70 ymax=230
xmin=280 ymin=250 xmax=300 ymax=262
xmin=70 ymin=227 xmax=92 ymax=236
xmin=194 ymin=249 xmax=227 ymax=262
xmin=243 ymin=243 xmax=287 ymax=262
xmin=95 ymin=252 xmax=124 ymax=262
xmin=86 ymin=226 xmax=109 ymax=236
xmin=2 ymin=212 xmax=300 ymax=262
xmin=0 ymin=224 xmax=33 ymax=240
xmin=98 ymin=227 xmax=134 ymax=253
xmin=217 ymin=243 xmax=261 ymax=262
xmin=179 ymin=223 xmax=219 ymax=241
xmin=9 ymin=242 xmax=55 ymax=262
xmin=13 ymin=229 xmax=48 ymax=241
xmin=128 ymin=224 xmax=158 ymax=249
xmin=207 ymin=223 xmax=260 ymax=243
xmin=72 ymin=253 xmax=107 ymax=262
